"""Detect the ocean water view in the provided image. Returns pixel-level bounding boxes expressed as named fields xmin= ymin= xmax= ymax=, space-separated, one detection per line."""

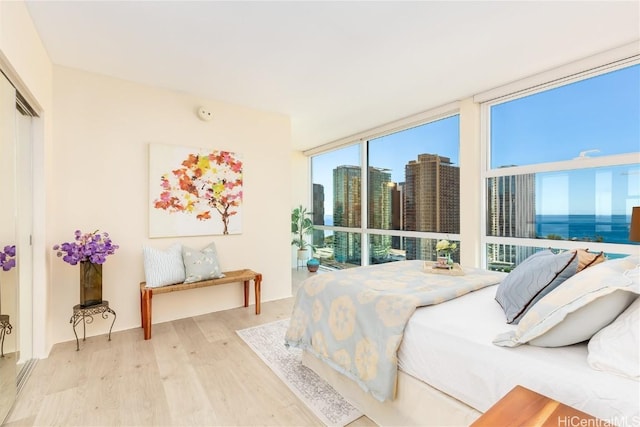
xmin=322 ymin=214 xmax=633 ymax=244
xmin=536 ymin=214 xmax=630 ymax=244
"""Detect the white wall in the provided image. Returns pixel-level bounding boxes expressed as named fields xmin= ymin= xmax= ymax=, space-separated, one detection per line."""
xmin=49 ymin=66 xmax=293 ymax=345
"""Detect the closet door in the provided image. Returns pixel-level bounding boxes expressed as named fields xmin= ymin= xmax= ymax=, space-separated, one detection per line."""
xmin=16 ymin=110 xmax=33 ymax=370
xmin=0 ymin=73 xmax=17 ymax=422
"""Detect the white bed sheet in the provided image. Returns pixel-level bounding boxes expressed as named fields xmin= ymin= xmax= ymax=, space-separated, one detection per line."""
xmin=398 ymin=285 xmax=640 ymax=424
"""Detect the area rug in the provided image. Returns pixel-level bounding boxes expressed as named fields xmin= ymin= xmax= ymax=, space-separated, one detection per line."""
xmin=236 ymin=319 xmax=363 ymax=426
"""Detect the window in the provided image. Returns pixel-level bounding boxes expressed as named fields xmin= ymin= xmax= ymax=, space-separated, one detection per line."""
xmin=484 ymin=63 xmax=640 ymax=270
xmin=311 ymin=114 xmax=460 ymax=269
xmin=311 ymin=145 xmax=360 ymax=269
xmin=490 ymin=64 xmax=639 ymax=168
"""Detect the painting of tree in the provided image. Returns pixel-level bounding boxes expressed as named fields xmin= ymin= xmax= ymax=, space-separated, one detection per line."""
xmin=149 ymin=144 xmax=243 ymax=237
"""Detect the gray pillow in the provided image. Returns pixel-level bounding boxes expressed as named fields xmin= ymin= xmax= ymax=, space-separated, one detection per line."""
xmin=182 ymin=242 xmax=225 ymax=283
xmin=495 ymin=249 xmax=579 ymax=324
xmin=493 ymin=255 xmax=639 ymax=348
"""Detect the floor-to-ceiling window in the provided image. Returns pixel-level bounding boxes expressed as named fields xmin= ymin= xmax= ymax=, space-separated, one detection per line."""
xmin=311 ymin=113 xmax=460 ymax=269
xmin=309 ymin=54 xmax=639 ymax=272
xmin=311 ymin=145 xmax=361 ymax=269
xmin=482 ymin=62 xmax=640 ymax=271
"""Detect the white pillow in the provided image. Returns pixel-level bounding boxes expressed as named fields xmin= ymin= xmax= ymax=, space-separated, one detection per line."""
xmin=493 ymin=255 xmax=639 ymax=348
xmin=588 ymin=297 xmax=639 ymax=380
xmin=143 ymin=243 xmax=185 ymax=288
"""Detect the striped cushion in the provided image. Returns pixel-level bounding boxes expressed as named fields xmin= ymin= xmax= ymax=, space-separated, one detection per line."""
xmin=143 ymin=244 xmax=185 ymax=288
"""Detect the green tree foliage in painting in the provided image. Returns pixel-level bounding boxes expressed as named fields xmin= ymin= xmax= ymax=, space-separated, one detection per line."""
xmin=154 ymin=150 xmax=243 ymax=235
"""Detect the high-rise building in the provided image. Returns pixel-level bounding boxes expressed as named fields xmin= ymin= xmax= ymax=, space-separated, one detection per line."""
xmin=390 ymin=182 xmax=403 ymax=250
xmin=312 ymin=183 xmax=325 ymax=248
xmin=332 ymin=165 xmax=394 ymax=264
xmin=486 ymin=173 xmax=536 ymax=270
xmin=368 ymin=167 xmax=393 ymax=263
xmin=333 ymin=165 xmax=361 ymax=264
xmin=404 ymin=154 xmax=460 ymax=260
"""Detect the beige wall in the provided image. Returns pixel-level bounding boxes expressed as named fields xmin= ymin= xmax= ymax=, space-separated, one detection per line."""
xmin=0 ymin=0 xmax=52 ymax=107
xmin=1 ymin=0 xmax=295 ymax=355
xmin=0 ymin=0 xmax=53 ymax=358
xmin=50 ymin=66 xmax=293 ymax=345
xmin=458 ymin=99 xmax=482 ymax=267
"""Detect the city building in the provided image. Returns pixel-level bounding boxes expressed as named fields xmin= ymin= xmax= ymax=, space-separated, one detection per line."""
xmin=333 ymin=165 xmax=362 ymax=263
xmin=404 ymin=154 xmax=460 ymax=260
xmin=312 ymin=183 xmax=325 ymax=248
xmin=368 ymin=167 xmax=393 ymax=263
xmin=486 ymin=173 xmax=537 ymax=270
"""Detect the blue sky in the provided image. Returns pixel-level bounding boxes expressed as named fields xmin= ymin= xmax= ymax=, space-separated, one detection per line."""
xmin=313 ymin=64 xmax=639 ymax=217
xmin=491 ymin=64 xmax=639 ymax=168
xmin=492 ymin=64 xmax=639 ymax=215
xmin=312 ymin=116 xmax=459 ymax=213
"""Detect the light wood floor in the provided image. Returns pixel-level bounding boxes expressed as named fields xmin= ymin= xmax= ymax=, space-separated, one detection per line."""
xmin=4 ymin=269 xmax=376 ymax=427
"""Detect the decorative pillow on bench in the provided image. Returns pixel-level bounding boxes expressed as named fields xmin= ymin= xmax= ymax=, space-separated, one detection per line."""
xmin=143 ymin=243 xmax=186 ymax=288
xmin=182 ymin=242 xmax=225 ymax=283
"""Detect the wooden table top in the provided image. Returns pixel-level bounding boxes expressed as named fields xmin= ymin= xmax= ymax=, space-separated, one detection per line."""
xmin=471 ymin=385 xmax=605 ymax=427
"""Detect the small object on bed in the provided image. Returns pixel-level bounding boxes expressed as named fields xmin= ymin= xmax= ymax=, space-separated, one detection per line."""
xmin=423 ymin=261 xmax=465 ymax=276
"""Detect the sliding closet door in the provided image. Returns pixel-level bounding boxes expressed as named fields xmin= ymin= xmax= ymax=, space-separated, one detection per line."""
xmin=0 ymin=73 xmax=17 ymax=422
xmin=16 ymin=110 xmax=33 ymax=369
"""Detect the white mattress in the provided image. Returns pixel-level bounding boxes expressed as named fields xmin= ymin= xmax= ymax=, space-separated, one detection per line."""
xmin=398 ymin=285 xmax=639 ymax=423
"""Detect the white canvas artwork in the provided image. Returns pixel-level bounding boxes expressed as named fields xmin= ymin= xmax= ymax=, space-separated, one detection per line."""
xmin=149 ymin=143 xmax=243 ymax=238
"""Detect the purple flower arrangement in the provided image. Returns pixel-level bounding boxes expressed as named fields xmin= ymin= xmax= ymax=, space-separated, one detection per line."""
xmin=0 ymin=245 xmax=16 ymax=271
xmin=53 ymin=230 xmax=119 ymax=265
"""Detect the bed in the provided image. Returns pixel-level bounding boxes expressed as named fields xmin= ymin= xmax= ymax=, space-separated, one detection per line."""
xmin=286 ymin=255 xmax=640 ymax=426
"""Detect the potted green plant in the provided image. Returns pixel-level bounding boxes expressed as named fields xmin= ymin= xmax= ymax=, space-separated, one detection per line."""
xmin=291 ymin=205 xmax=315 ymax=263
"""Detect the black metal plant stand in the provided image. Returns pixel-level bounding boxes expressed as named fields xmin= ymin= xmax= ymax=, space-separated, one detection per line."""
xmin=69 ymin=300 xmax=116 ymax=351
xmin=0 ymin=314 xmax=12 ymax=357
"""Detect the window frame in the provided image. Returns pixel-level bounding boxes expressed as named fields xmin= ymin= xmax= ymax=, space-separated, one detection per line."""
xmin=480 ymin=57 xmax=640 ymax=267
xmin=309 ymin=104 xmax=462 ymax=268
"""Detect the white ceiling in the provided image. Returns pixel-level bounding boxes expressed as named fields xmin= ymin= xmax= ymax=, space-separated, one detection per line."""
xmin=24 ymin=1 xmax=639 ymax=150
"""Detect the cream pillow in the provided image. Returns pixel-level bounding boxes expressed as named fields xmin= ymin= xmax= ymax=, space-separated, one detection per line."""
xmin=588 ymin=297 xmax=639 ymax=380
xmin=575 ymin=249 xmax=605 ymax=273
xmin=493 ymin=255 xmax=639 ymax=348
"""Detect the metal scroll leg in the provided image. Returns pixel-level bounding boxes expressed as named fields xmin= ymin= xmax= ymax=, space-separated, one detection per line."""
xmin=82 ymin=313 xmax=87 ymax=342
xmin=70 ymin=314 xmax=80 ymax=351
xmin=0 ymin=316 xmax=12 ymax=357
xmin=0 ymin=325 xmax=6 ymax=357
xmin=106 ymin=308 xmax=116 ymax=341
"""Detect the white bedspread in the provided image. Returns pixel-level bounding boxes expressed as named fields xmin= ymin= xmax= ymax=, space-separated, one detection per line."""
xmin=398 ymin=285 xmax=640 ymax=424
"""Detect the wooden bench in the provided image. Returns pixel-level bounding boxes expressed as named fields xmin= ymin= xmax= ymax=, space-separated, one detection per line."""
xmin=140 ymin=269 xmax=262 ymax=340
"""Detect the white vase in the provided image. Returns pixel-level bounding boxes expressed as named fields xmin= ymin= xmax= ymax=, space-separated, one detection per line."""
xmin=297 ymin=249 xmax=309 ymax=260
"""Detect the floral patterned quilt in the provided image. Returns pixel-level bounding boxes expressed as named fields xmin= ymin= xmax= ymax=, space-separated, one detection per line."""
xmin=285 ymin=260 xmax=505 ymax=401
